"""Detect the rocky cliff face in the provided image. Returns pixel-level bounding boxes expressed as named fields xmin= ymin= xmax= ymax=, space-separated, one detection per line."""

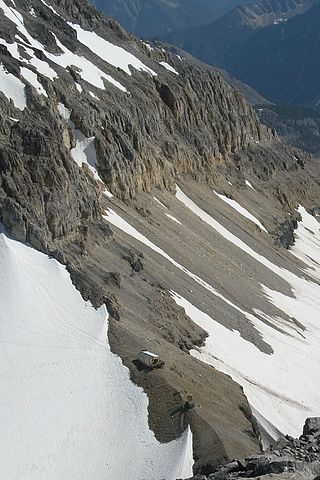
xmin=1 ymin=0 xmax=320 ymax=477
xmin=0 ymin=0 xmax=276 ymax=248
xmin=0 ymin=94 xmax=101 ymax=252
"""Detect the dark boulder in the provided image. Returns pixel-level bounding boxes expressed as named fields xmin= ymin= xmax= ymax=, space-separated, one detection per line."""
xmin=303 ymin=418 xmax=320 ymax=437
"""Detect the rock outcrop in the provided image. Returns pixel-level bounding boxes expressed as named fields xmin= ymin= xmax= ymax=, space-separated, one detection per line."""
xmin=0 ymin=0 xmax=275 ymax=245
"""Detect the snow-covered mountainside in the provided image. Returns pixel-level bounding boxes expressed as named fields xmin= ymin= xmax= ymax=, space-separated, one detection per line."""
xmin=0 ymin=0 xmax=320 ymax=477
xmin=0 ymin=229 xmax=193 ymax=480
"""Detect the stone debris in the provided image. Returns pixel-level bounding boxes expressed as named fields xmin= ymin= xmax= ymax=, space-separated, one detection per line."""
xmin=185 ymin=418 xmax=320 ymax=479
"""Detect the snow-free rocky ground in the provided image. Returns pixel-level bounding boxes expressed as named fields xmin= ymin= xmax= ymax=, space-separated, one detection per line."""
xmin=0 ymin=0 xmax=320 ymax=478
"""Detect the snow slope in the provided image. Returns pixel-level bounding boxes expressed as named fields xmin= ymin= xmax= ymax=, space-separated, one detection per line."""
xmin=0 ymin=63 xmax=26 ymax=110
xmin=0 ymin=230 xmax=193 ymax=480
xmin=70 ymin=22 xmax=156 ymax=76
xmin=105 ymin=186 xmax=320 ymax=443
xmin=175 ymin=187 xmax=320 ymax=440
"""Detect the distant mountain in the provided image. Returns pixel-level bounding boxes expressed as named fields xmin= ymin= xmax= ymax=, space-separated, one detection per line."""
xmin=91 ymin=0 xmax=250 ymax=37
xmin=161 ymin=0 xmax=318 ymax=107
xmin=256 ymin=104 xmax=320 ymax=155
xmin=225 ymin=0 xmax=320 ymax=107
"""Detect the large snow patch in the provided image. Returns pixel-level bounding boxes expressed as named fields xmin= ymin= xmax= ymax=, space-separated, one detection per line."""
xmin=69 ymin=23 xmax=156 ymax=77
xmin=0 ymin=63 xmax=26 ymax=110
xmin=0 ymin=231 xmax=193 ymax=480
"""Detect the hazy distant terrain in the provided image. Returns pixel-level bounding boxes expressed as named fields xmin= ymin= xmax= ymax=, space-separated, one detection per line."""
xmin=91 ymin=0 xmax=249 ymax=37
xmin=161 ymin=0 xmax=319 ymax=108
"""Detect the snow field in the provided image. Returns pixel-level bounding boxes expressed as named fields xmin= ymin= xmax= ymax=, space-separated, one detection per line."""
xmin=172 ymin=291 xmax=320 ymax=442
xmin=0 ymin=230 xmax=193 ymax=480
xmin=0 ymin=63 xmax=26 ymax=110
xmin=51 ymin=35 xmax=128 ymax=92
xmin=69 ymin=23 xmax=157 ymax=77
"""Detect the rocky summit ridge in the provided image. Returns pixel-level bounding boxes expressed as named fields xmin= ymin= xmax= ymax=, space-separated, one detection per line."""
xmin=1 ymin=0 xmax=320 ymax=478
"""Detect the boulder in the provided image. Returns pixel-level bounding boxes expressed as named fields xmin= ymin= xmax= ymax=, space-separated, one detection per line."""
xmin=272 ymin=437 xmax=290 ymax=451
xmin=303 ymin=418 xmax=320 ymax=436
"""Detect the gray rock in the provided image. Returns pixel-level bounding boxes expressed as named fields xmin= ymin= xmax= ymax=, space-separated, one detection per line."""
xmin=272 ymin=437 xmax=290 ymax=451
xmin=304 ymin=418 xmax=320 ymax=437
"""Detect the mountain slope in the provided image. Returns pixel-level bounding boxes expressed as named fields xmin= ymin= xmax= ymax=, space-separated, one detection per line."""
xmin=0 ymin=0 xmax=267 ymax=473
xmin=1 ymin=0 xmax=320 ymax=477
xmin=91 ymin=0 xmax=250 ymax=38
xmin=161 ymin=0 xmax=318 ymax=107
xmin=0 ymin=230 xmax=193 ymax=480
